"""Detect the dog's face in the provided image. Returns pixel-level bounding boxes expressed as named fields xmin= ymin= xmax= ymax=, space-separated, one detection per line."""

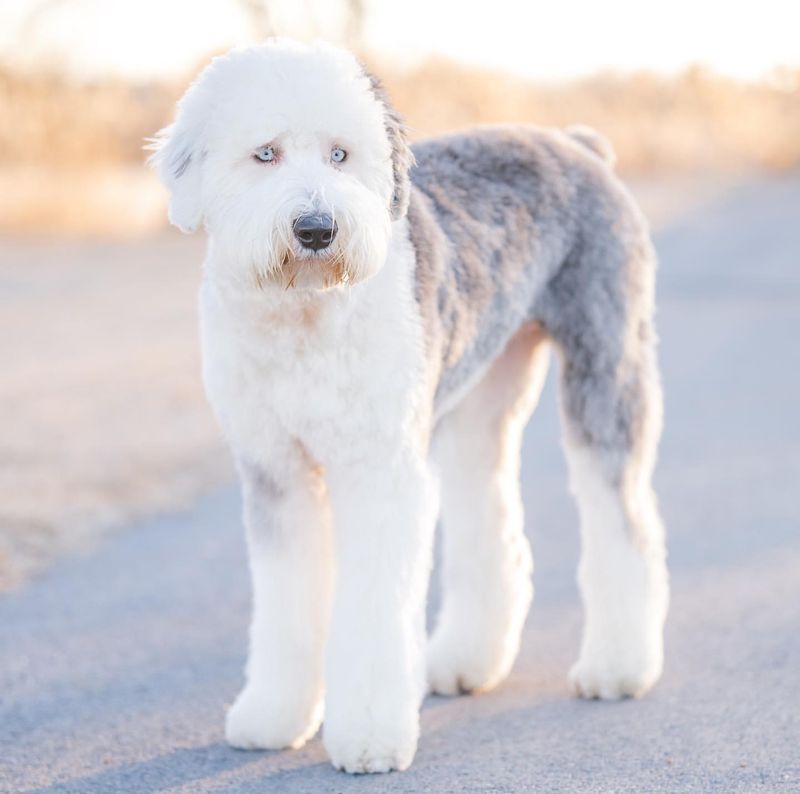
xmin=150 ymin=41 xmax=413 ymax=290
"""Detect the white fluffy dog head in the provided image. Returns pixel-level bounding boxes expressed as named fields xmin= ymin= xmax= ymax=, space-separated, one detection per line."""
xmin=150 ymin=40 xmax=413 ymax=290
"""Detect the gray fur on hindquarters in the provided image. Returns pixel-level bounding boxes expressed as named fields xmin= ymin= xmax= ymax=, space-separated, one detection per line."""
xmin=408 ymin=124 xmax=661 ymax=482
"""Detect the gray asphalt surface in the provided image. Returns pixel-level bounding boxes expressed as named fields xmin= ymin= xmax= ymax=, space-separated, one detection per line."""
xmin=2 ymin=175 xmax=799 ymax=793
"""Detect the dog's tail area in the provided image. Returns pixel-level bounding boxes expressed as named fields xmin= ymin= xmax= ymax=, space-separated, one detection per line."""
xmin=565 ymin=124 xmax=616 ymax=169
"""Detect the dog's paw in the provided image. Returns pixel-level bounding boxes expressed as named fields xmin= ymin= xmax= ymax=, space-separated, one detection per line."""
xmin=569 ymin=644 xmax=663 ymax=700
xmin=324 ymin=709 xmax=418 ymax=774
xmin=426 ymin=629 xmax=511 ymax=696
xmin=225 ymin=685 xmax=322 ymax=751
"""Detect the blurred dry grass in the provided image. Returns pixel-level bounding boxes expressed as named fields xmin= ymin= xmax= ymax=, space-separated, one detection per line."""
xmin=383 ymin=61 xmax=800 ymax=173
xmin=1 ymin=58 xmax=799 ymax=234
xmin=0 ymin=69 xmax=175 ymax=235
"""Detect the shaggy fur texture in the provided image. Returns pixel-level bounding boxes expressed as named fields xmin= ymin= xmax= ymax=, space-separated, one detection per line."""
xmin=150 ymin=39 xmax=668 ymax=774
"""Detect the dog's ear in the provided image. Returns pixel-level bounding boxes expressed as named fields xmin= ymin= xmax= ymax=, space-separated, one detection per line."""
xmin=147 ymin=90 xmax=206 ymax=234
xmin=364 ymin=70 xmax=415 ymax=221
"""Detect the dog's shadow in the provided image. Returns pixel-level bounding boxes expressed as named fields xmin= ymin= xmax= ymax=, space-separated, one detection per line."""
xmin=21 ymin=674 xmax=588 ymax=794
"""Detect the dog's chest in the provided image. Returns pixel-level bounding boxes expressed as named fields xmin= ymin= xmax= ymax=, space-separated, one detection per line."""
xmin=199 ymin=282 xmax=423 ymax=467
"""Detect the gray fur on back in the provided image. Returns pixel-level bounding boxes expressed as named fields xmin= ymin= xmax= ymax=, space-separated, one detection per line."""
xmin=408 ymin=125 xmax=661 ymax=477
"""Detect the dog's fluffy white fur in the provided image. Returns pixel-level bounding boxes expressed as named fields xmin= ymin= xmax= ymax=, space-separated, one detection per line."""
xmin=151 ymin=39 xmax=669 ymax=774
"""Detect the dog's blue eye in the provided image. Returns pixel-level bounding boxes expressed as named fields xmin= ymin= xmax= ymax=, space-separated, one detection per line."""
xmin=331 ymin=147 xmax=347 ymax=163
xmin=254 ymin=145 xmax=276 ymax=163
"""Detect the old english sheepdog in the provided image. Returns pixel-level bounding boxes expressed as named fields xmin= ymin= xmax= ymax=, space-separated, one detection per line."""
xmin=150 ymin=39 xmax=668 ymax=774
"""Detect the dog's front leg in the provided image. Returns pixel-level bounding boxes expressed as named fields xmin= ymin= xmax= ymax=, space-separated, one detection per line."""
xmin=323 ymin=450 xmax=437 ymax=774
xmin=225 ymin=459 xmax=333 ymax=751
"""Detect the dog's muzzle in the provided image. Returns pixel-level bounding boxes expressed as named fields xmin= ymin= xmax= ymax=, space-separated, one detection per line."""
xmin=293 ymin=213 xmax=338 ymax=252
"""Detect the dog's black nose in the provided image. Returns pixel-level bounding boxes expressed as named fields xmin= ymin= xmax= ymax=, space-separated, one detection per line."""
xmin=293 ymin=214 xmax=338 ymax=252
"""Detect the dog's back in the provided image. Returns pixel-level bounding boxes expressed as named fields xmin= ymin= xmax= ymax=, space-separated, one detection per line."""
xmin=407 ymin=124 xmax=649 ymax=417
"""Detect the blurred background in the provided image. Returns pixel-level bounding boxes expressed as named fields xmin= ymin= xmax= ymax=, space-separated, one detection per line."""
xmin=1 ymin=0 xmax=798 ymax=588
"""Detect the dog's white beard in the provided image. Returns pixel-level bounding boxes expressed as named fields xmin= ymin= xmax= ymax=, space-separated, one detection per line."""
xmin=259 ymin=250 xmax=353 ymax=291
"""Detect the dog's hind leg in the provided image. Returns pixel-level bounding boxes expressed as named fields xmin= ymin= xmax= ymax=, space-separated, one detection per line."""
xmin=428 ymin=323 xmax=550 ymax=695
xmin=544 ymin=229 xmax=669 ymax=699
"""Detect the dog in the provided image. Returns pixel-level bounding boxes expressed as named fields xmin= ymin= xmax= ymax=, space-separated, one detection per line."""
xmin=150 ymin=39 xmax=668 ymax=774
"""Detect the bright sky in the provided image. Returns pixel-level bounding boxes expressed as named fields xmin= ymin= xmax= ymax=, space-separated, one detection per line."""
xmin=1 ymin=0 xmax=798 ymax=81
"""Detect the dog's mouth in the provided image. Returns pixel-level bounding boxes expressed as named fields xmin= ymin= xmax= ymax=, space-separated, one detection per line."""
xmin=254 ymin=250 xmax=353 ymax=291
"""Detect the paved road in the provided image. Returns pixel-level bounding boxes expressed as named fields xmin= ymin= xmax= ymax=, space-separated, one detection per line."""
xmin=2 ymin=175 xmax=799 ymax=793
